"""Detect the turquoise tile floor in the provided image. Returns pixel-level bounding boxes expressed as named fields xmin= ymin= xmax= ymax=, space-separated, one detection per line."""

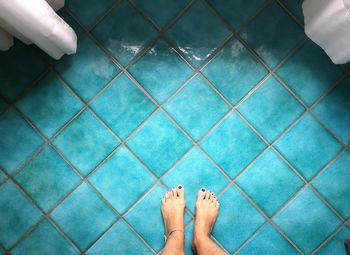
xmin=0 ymin=0 xmax=350 ymax=254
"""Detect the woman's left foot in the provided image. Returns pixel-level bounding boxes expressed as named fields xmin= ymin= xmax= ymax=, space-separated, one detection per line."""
xmin=161 ymin=185 xmax=186 ymax=238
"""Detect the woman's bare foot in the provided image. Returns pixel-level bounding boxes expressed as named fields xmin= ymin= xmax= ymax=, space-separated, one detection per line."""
xmin=161 ymin=185 xmax=186 ymax=238
xmin=193 ymin=188 xmax=223 ymax=254
xmin=161 ymin=185 xmax=186 ymax=255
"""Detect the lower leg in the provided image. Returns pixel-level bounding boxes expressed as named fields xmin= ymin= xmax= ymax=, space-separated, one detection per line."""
xmin=193 ymin=189 xmax=226 ymax=255
xmin=162 ymin=186 xmax=186 ymax=255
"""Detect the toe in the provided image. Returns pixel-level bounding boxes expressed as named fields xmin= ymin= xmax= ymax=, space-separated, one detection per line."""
xmin=177 ymin=185 xmax=184 ymax=198
xmin=171 ymin=188 xmax=177 ymax=197
xmin=204 ymin=190 xmax=211 ymax=200
xmin=197 ymin=187 xmax=206 ymax=200
xmin=165 ymin=190 xmax=171 ymax=199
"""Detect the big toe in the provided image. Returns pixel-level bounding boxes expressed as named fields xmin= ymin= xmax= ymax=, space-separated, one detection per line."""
xmin=177 ymin=185 xmax=185 ymax=198
xmin=197 ymin=187 xmax=206 ymax=200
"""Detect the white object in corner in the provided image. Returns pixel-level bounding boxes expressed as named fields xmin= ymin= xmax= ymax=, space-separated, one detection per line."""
xmin=303 ymin=0 xmax=350 ymax=64
xmin=0 ymin=0 xmax=76 ymax=60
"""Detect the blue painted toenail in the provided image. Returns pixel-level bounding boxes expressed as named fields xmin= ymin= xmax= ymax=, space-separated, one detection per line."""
xmin=201 ymin=188 xmax=206 ymax=192
xmin=178 ymin=185 xmax=183 ymax=189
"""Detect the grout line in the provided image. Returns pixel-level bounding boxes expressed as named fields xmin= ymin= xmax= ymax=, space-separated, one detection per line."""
xmin=311 ymin=223 xmax=346 ymax=254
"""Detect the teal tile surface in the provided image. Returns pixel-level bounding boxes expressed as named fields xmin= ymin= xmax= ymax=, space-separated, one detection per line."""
xmin=0 ymin=181 xmax=42 ymax=249
xmin=126 ymin=111 xmax=192 ymax=177
xmin=57 ymin=9 xmax=85 ymax=38
xmin=12 ymin=220 xmax=79 ymax=255
xmin=0 ymin=42 xmax=46 ymax=101
xmin=91 ymin=73 xmax=156 ymax=139
xmin=89 ymin=146 xmax=156 ymax=214
xmin=17 ymin=72 xmax=83 ymax=138
xmin=280 ymin=0 xmax=304 ymax=23
xmin=162 ymin=147 xmax=229 ymax=213
xmin=201 ymin=112 xmax=266 ymax=178
xmin=238 ymin=76 xmax=305 ymax=142
xmin=53 ymin=109 xmax=119 ymax=176
xmin=241 ymin=2 xmax=305 ymax=68
xmin=15 ymin=146 xmax=81 ymax=212
xmin=129 ymin=39 xmax=193 ymax=103
xmin=212 ymin=185 xmax=266 ymax=253
xmin=202 ymin=38 xmax=268 ymax=105
xmin=236 ymin=149 xmax=304 ymax=216
xmin=86 ymin=220 xmax=153 ymax=255
xmin=165 ymin=75 xmax=230 ymax=141
xmin=124 ymin=184 xmax=166 ymax=252
xmin=167 ymin=1 xmax=230 ymax=67
xmin=316 ymin=226 xmax=350 ymax=255
xmin=133 ymin=0 xmax=190 ymax=29
xmin=238 ymin=224 xmax=299 ymax=255
xmin=314 ymin=77 xmax=350 ymax=144
xmin=66 ymin=0 xmax=115 ymax=28
xmin=55 ymin=36 xmax=120 ymax=102
xmin=2 ymin=1 xmax=349 ymax=253
xmin=277 ymin=40 xmax=343 ymax=105
xmin=0 ymin=98 xmax=8 ymax=114
xmin=312 ymin=151 xmax=350 ymax=219
xmin=274 ymin=188 xmax=342 ymax=254
xmin=208 ymin=0 xmax=267 ymax=28
xmin=275 ymin=113 xmax=342 ymax=180
xmin=0 ymin=108 xmax=43 ymax=174
xmin=51 ymin=183 xmax=118 ymax=250
xmin=92 ymin=0 xmax=158 ymax=66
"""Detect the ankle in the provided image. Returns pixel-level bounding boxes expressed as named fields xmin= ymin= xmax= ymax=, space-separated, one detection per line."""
xmin=193 ymin=234 xmax=211 ymax=249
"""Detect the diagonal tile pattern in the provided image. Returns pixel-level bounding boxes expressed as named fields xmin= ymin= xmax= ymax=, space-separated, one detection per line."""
xmin=1 ymin=0 xmax=349 ymax=254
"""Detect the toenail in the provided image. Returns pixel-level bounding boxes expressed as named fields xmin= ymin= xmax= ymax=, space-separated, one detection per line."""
xmin=177 ymin=185 xmax=183 ymax=189
xmin=200 ymin=187 xmax=206 ymax=192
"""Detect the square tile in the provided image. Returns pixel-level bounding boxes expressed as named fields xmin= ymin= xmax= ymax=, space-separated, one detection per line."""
xmin=86 ymin=220 xmax=153 ymax=255
xmin=208 ymin=0 xmax=267 ymax=29
xmin=164 ymin=75 xmax=230 ymax=141
xmin=238 ymin=76 xmax=305 ymax=142
xmin=92 ymin=0 xmax=158 ymax=66
xmin=312 ymin=150 xmax=350 ymax=219
xmin=91 ymin=73 xmax=156 ymax=139
xmin=236 ymin=149 xmax=304 ymax=217
xmin=89 ymin=146 xmax=156 ymax=214
xmin=0 ymin=42 xmax=46 ymax=101
xmin=0 ymin=181 xmax=42 ymax=249
xmin=16 ymin=72 xmax=83 ymax=138
xmin=240 ymin=2 xmax=305 ymax=69
xmin=202 ymin=38 xmax=268 ymax=105
xmin=66 ymin=0 xmax=115 ymax=28
xmin=275 ymin=113 xmax=342 ymax=180
xmin=273 ymin=187 xmax=342 ymax=254
xmin=128 ymin=39 xmax=193 ymax=103
xmin=0 ymin=108 xmax=44 ymax=174
xmin=313 ymin=77 xmax=350 ymax=144
xmin=316 ymin=226 xmax=350 ymax=255
xmin=238 ymin=224 xmax=299 ymax=255
xmin=212 ymin=185 xmax=266 ymax=253
xmin=126 ymin=111 xmax=192 ymax=177
xmin=200 ymin=112 xmax=266 ymax=178
xmin=15 ymin=146 xmax=81 ymax=212
xmin=162 ymin=147 xmax=229 ymax=213
xmin=55 ymin=36 xmax=120 ymax=102
xmin=51 ymin=183 xmax=118 ymax=250
xmin=133 ymin=0 xmax=190 ymax=29
xmin=124 ymin=184 xmax=167 ymax=252
xmin=166 ymin=1 xmax=230 ymax=67
xmin=53 ymin=109 xmax=119 ymax=176
xmin=280 ymin=0 xmax=304 ymax=23
xmin=12 ymin=220 xmax=79 ymax=255
xmin=276 ymin=40 xmax=343 ymax=106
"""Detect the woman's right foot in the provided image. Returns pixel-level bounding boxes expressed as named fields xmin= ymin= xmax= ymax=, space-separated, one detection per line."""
xmin=193 ymin=188 xmax=220 ymax=249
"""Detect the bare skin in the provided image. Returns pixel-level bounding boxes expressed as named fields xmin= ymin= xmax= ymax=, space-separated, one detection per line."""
xmin=161 ymin=186 xmax=226 ymax=255
xmin=161 ymin=185 xmax=186 ymax=255
xmin=193 ymin=189 xmax=226 ymax=255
